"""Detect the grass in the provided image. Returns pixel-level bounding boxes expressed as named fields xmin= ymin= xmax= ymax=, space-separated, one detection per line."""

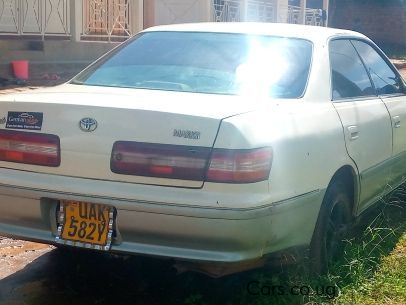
xmin=336 ymin=234 xmax=406 ymax=305
xmin=182 ymin=184 xmax=406 ymax=305
xmin=332 ymin=186 xmax=406 ymax=305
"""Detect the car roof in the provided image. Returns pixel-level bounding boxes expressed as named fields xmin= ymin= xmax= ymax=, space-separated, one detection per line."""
xmin=142 ymin=22 xmax=366 ymax=42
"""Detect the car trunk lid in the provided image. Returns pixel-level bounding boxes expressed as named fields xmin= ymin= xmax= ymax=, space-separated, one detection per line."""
xmin=0 ymin=84 xmax=254 ymax=188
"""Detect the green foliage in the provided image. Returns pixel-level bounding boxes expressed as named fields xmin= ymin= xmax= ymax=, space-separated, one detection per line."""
xmin=181 ymin=184 xmax=406 ymax=305
xmin=184 ymin=293 xmax=206 ymax=305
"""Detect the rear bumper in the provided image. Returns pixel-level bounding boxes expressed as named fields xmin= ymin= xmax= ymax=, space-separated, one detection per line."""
xmin=0 ymin=168 xmax=324 ymax=262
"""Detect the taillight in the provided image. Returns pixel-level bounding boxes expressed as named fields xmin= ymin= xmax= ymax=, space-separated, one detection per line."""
xmin=0 ymin=130 xmax=60 ymax=166
xmin=111 ymin=141 xmax=272 ymax=184
xmin=111 ymin=141 xmax=211 ymax=180
xmin=206 ymin=148 xmax=272 ymax=183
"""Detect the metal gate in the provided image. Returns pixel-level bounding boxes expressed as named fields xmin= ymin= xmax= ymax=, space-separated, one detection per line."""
xmin=287 ymin=5 xmax=323 ymax=26
xmin=246 ymin=0 xmax=274 ymax=22
xmin=82 ymin=0 xmax=133 ymax=41
xmin=213 ymin=0 xmax=241 ymax=21
xmin=0 ymin=0 xmax=70 ymax=37
xmin=213 ymin=0 xmax=275 ymax=23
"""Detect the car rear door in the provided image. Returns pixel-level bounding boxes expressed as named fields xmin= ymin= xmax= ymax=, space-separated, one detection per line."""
xmin=351 ymin=40 xmax=406 ymax=189
xmin=329 ymin=39 xmax=393 ymax=215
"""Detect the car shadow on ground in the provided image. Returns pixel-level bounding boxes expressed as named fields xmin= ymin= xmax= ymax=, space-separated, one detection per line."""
xmin=0 ymin=245 xmax=260 ymax=305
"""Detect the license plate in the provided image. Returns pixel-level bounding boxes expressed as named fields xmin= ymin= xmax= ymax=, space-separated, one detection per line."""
xmin=55 ymin=200 xmax=115 ymax=251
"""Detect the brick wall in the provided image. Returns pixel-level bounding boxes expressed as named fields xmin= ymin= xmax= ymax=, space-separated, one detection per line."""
xmin=329 ymin=0 xmax=406 ymax=48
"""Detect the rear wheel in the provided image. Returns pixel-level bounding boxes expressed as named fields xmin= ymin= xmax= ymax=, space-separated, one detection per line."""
xmin=310 ymin=182 xmax=352 ymax=274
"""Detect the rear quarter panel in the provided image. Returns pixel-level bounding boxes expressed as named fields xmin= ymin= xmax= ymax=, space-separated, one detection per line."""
xmin=215 ymin=101 xmax=353 ymax=203
xmin=213 ymin=37 xmax=357 ymax=204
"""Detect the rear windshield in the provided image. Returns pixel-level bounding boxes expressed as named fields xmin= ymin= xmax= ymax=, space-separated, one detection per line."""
xmin=72 ymin=31 xmax=313 ymax=98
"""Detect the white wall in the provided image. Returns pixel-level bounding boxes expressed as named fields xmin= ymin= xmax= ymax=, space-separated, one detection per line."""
xmin=154 ymin=0 xmax=211 ymax=25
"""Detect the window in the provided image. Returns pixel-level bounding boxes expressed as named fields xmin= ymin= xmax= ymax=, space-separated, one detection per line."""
xmin=72 ymin=32 xmax=313 ymax=98
xmin=351 ymin=40 xmax=403 ymax=95
xmin=329 ymin=39 xmax=374 ymax=100
xmin=82 ymin=0 xmax=132 ymax=41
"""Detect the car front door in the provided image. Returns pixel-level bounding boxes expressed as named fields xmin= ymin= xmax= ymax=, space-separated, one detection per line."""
xmin=351 ymin=40 xmax=406 ymax=189
xmin=329 ymin=39 xmax=393 ymax=215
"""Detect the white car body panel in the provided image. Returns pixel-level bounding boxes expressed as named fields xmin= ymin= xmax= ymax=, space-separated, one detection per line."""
xmin=333 ymin=99 xmax=393 ymax=213
xmin=382 ymin=95 xmax=406 ymax=187
xmin=215 ymin=101 xmax=351 ymax=202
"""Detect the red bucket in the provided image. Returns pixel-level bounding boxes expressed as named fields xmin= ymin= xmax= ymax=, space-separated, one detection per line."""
xmin=11 ymin=60 xmax=29 ymax=80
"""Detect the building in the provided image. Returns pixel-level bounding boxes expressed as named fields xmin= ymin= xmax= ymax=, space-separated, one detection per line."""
xmin=0 ymin=0 xmax=329 ymax=79
xmin=329 ymin=0 xmax=406 ymax=53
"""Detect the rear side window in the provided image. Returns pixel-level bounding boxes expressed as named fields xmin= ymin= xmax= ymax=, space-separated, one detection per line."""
xmin=72 ymin=32 xmax=313 ymax=98
xmin=351 ymin=40 xmax=403 ymax=95
xmin=329 ymin=39 xmax=375 ymax=100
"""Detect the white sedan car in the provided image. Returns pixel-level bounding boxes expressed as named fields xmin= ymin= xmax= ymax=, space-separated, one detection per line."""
xmin=0 ymin=23 xmax=405 ymax=275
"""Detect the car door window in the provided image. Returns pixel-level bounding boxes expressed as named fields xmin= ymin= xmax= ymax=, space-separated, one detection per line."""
xmin=329 ymin=39 xmax=375 ymax=100
xmin=351 ymin=40 xmax=403 ymax=96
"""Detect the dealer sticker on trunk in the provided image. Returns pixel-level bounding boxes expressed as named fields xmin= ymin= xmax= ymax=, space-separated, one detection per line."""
xmin=6 ymin=111 xmax=43 ymax=130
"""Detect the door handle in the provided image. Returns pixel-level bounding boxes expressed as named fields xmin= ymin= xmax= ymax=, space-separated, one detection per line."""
xmin=347 ymin=125 xmax=359 ymax=140
xmin=392 ymin=116 xmax=401 ymax=128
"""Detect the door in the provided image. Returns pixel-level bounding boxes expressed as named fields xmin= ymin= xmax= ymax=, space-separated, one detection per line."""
xmin=329 ymin=39 xmax=393 ymax=214
xmin=352 ymin=40 xmax=406 ymax=189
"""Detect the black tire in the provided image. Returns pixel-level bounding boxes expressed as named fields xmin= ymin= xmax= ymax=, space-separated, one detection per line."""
xmin=310 ymin=182 xmax=353 ymax=274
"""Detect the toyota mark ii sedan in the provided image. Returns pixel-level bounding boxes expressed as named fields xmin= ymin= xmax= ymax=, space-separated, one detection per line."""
xmin=0 ymin=23 xmax=405 ymax=275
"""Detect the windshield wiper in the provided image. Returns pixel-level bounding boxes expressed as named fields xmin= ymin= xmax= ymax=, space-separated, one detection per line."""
xmin=70 ymin=80 xmax=85 ymax=85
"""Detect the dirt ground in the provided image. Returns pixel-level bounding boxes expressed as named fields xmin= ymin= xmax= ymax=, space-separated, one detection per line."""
xmin=0 ymin=238 xmax=240 ymax=305
xmin=0 ymin=238 xmax=53 ymax=304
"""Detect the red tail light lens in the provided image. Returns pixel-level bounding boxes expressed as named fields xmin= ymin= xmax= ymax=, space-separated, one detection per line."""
xmin=111 ymin=141 xmax=211 ymax=180
xmin=0 ymin=130 xmax=60 ymax=166
xmin=207 ymin=148 xmax=273 ymax=183
xmin=111 ymin=141 xmax=272 ymax=183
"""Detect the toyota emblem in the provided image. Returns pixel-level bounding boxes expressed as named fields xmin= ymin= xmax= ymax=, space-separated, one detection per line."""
xmin=79 ymin=118 xmax=98 ymax=132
